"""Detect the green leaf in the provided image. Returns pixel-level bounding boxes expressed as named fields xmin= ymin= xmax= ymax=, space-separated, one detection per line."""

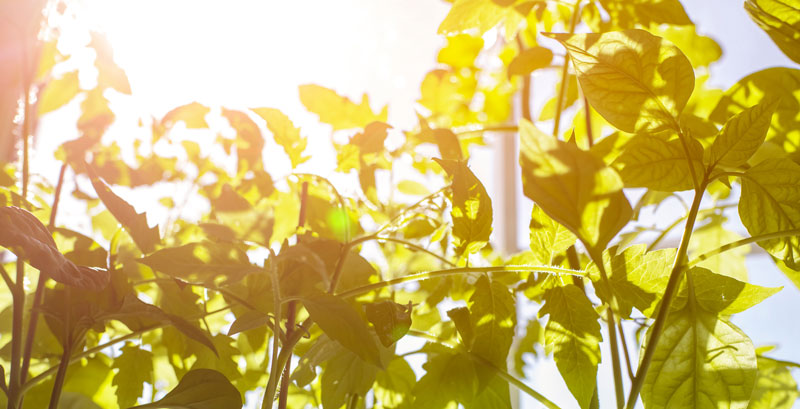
xmin=540 ymin=285 xmax=602 ymax=409
xmin=587 ymin=245 xmax=676 ymax=318
xmin=38 ymin=71 xmax=81 ymax=115
xmin=673 ymin=267 xmax=780 ymax=315
xmin=435 ymin=158 xmax=493 ymax=257
xmin=447 ymin=306 xmax=474 ymax=349
xmin=688 ymin=217 xmax=750 ymax=281
xmin=321 ymin=347 xmax=379 ymax=409
xmin=745 ymin=0 xmax=800 ymax=64
xmin=375 ymin=357 xmax=417 ymax=409
xmin=85 ymin=163 xmax=161 ymax=254
xmin=131 ymin=369 xmax=242 ymax=409
xmin=519 ymin=119 xmax=632 ymax=257
xmin=251 ymin=107 xmax=309 ymax=168
xmin=412 ymin=352 xmax=478 ymax=409
xmin=641 ymin=285 xmax=758 ymax=409
xmin=508 ymin=47 xmax=553 ymax=78
xmin=739 ymin=158 xmax=800 ymax=268
xmin=547 ymin=29 xmax=694 ymax=133
xmin=748 ymin=356 xmax=800 ymax=409
xmin=709 ymin=99 xmax=779 ymax=169
xmin=528 ymin=205 xmax=576 ymax=265
xmin=366 ymin=300 xmax=412 ymax=347
xmin=300 ymin=291 xmax=381 ymax=365
xmin=299 ymin=84 xmax=388 ymax=131
xmin=227 ymin=310 xmax=271 ymax=336
xmin=595 ymin=0 xmax=692 ymax=29
xmin=464 ymin=370 xmax=512 ymax=409
xmin=613 ymin=133 xmax=704 ymax=191
xmin=437 ymin=0 xmax=522 ymax=38
xmin=112 ymin=343 xmax=154 ymax=408
xmin=468 ymin=276 xmax=515 ymax=368
xmin=138 ymin=241 xmax=258 ymax=284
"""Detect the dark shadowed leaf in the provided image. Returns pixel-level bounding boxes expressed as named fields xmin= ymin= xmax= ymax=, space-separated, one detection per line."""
xmin=130 ymin=369 xmax=241 ymax=409
xmin=366 ymin=300 xmax=413 ymax=347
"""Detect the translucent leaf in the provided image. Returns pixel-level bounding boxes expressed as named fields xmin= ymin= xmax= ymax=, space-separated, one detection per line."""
xmin=251 ymin=107 xmax=309 ymax=168
xmin=547 ymin=29 xmax=694 ymax=133
xmin=90 ymin=31 xmax=131 ymax=94
xmin=519 ymin=119 xmax=631 ymax=257
xmin=613 ymin=133 xmax=704 ymax=191
xmin=748 ymin=356 xmax=800 ymax=409
xmin=161 ymin=102 xmax=210 ymax=129
xmin=739 ymin=158 xmax=800 ymax=268
xmin=438 ymin=34 xmax=484 ymax=68
xmin=131 ymin=369 xmax=242 ymax=409
xmin=111 ymin=343 xmax=153 ymax=408
xmin=38 ymin=71 xmax=81 ymax=115
xmin=745 ymin=0 xmax=800 ymax=64
xmin=709 ymin=99 xmax=779 ymax=169
xmin=641 ymin=287 xmax=757 ymax=409
xmin=221 ymin=108 xmax=264 ymax=172
xmin=469 ymin=276 xmax=515 ymax=371
xmin=508 ymin=47 xmax=553 ymax=78
xmin=689 ymin=217 xmax=750 ymax=281
xmin=595 ymin=0 xmax=692 ymax=29
xmin=672 ymin=267 xmax=780 ymax=316
xmin=321 ymin=347 xmax=379 ymax=409
xmin=299 ymin=84 xmax=388 ymax=131
xmin=86 ymin=164 xmax=161 ymax=254
xmin=300 ymin=291 xmax=381 ymax=365
xmin=540 ymin=284 xmax=602 ymax=409
xmin=435 ymin=159 xmax=493 ymax=257
xmin=375 ymin=357 xmax=416 ymax=408
xmin=412 ymin=352 xmax=478 ymax=409
xmin=138 ymin=241 xmax=257 ymax=284
xmin=438 ymin=0 xmax=522 ymax=38
xmin=528 ymin=205 xmax=577 ymax=265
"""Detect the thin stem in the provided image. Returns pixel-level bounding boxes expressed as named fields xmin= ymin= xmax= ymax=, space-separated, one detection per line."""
xmin=0 ymin=264 xmax=13 ymax=289
xmin=454 ymin=125 xmax=519 ymax=136
xmin=593 ymin=261 xmax=624 ymax=409
xmin=7 ymin=266 xmax=24 ymax=409
xmin=617 ymin=320 xmax=634 ymax=381
xmin=374 ymin=237 xmax=456 ymax=267
xmin=336 ymin=265 xmax=582 ymax=299
xmin=688 ymin=228 xmax=800 ymax=267
xmin=20 ymin=164 xmax=68 ymax=387
xmin=552 ymin=0 xmax=581 ymax=138
xmin=583 ymin=96 xmax=594 ymax=147
xmin=263 ymin=257 xmax=283 ymax=409
xmin=47 ymin=345 xmax=71 ymax=409
xmin=625 ymin=180 xmax=707 ymax=409
xmin=375 ymin=186 xmax=449 ymax=236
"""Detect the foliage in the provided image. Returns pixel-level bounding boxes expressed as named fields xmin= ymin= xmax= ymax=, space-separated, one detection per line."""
xmin=1 ymin=1 xmax=800 ymax=409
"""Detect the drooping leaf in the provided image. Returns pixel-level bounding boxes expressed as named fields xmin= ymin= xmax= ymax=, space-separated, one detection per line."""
xmin=0 ymin=206 xmax=109 ymax=290
xmin=540 ymin=284 xmax=602 ymax=409
xmin=138 ymin=241 xmax=258 ymax=284
xmin=748 ymin=356 xmax=800 ymax=409
xmin=300 ymin=291 xmax=381 ymax=365
xmin=299 ymin=84 xmax=388 ymax=131
xmin=468 ymin=276 xmax=515 ymax=368
xmin=528 ymin=205 xmax=577 ymax=265
xmin=641 ymin=271 xmax=758 ymax=409
xmin=227 ymin=310 xmax=271 ymax=336
xmin=131 ymin=369 xmax=242 ymax=409
xmin=613 ymin=133 xmax=704 ymax=191
xmin=708 ymin=99 xmax=779 ymax=169
xmin=739 ymin=158 xmax=800 ymax=269
xmin=251 ymin=107 xmax=309 ymax=168
xmin=547 ymin=29 xmax=694 ymax=133
xmin=745 ymin=0 xmax=800 ymax=64
xmin=519 ymin=119 xmax=631 ymax=257
xmin=38 ymin=71 xmax=81 ymax=115
xmin=161 ymin=102 xmax=210 ymax=129
xmin=366 ymin=300 xmax=412 ymax=347
xmin=85 ymin=163 xmax=160 ymax=254
xmin=435 ymin=158 xmax=493 ymax=257
xmin=111 ymin=343 xmax=154 ymax=408
xmin=587 ymin=245 xmax=676 ymax=318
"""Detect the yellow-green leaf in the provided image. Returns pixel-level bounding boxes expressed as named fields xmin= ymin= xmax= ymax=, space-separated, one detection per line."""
xmin=748 ymin=356 xmax=800 ymax=409
xmin=528 ymin=205 xmax=576 ymax=265
xmin=508 ymin=47 xmax=553 ymax=78
xmin=739 ymin=158 xmax=800 ymax=269
xmin=435 ymin=158 xmax=493 ymax=257
xmin=745 ymin=0 xmax=800 ymax=64
xmin=131 ymin=369 xmax=242 ymax=409
xmin=438 ymin=0 xmax=523 ymax=38
xmin=613 ymin=133 xmax=704 ymax=191
xmin=540 ymin=284 xmax=602 ymax=409
xmin=251 ymin=107 xmax=309 ymax=168
xmin=38 ymin=71 xmax=81 ymax=115
xmin=709 ymin=99 xmax=779 ymax=169
xmin=299 ymin=84 xmax=388 ymax=131
xmin=111 ymin=343 xmax=153 ymax=408
xmin=596 ymin=0 xmax=692 ymax=29
xmin=438 ymin=34 xmax=484 ymax=68
xmin=547 ymin=29 xmax=694 ymax=133
xmin=519 ymin=119 xmax=631 ymax=257
xmin=673 ymin=267 xmax=780 ymax=315
xmin=161 ymin=102 xmax=210 ymax=129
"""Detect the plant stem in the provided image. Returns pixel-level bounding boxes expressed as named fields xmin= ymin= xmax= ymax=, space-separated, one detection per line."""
xmin=454 ymin=125 xmax=519 ymax=136
xmin=374 ymin=237 xmax=456 ymax=267
xmin=47 ymin=341 xmax=72 ymax=409
xmin=617 ymin=320 xmax=634 ymax=381
xmin=522 ymin=72 xmax=532 ymax=122
xmin=593 ymin=260 xmax=625 ymax=409
xmin=552 ymin=0 xmax=581 ymax=138
xmin=625 ymin=180 xmax=706 ymax=409
xmin=687 ymin=228 xmax=800 ymax=267
xmin=20 ymin=164 xmax=68 ymax=388
xmin=7 ymin=267 xmax=24 ymax=409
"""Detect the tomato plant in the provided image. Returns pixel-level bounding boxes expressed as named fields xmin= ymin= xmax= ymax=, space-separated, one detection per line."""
xmin=1 ymin=0 xmax=799 ymax=408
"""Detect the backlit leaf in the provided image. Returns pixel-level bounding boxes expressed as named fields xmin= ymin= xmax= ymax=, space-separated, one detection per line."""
xmin=508 ymin=47 xmax=553 ymax=78
xmin=519 ymin=119 xmax=631 ymax=257
xmin=300 ymin=291 xmax=381 ymax=365
xmin=86 ymin=163 xmax=160 ymax=254
xmin=321 ymin=347 xmax=379 ymax=409
xmin=161 ymin=102 xmax=210 ymax=129
xmin=375 ymin=357 xmax=416 ymax=408
xmin=673 ymin=267 xmax=780 ymax=316
xmin=299 ymin=84 xmax=388 ymax=131
xmin=596 ymin=0 xmax=692 ymax=29
xmin=709 ymin=99 xmax=779 ymax=169
xmin=366 ymin=300 xmax=412 ymax=347
xmin=38 ymin=71 xmax=81 ymax=115
xmin=613 ymin=133 xmax=704 ymax=191
xmin=131 ymin=369 xmax=242 ymax=409
xmin=438 ymin=0 xmax=523 ymax=39
xmin=528 ymin=205 xmax=577 ymax=265
xmin=138 ymin=241 xmax=257 ymax=284
xmin=438 ymin=34 xmax=484 ymax=68
xmin=748 ymin=356 xmax=800 ymax=409
xmin=251 ymin=107 xmax=309 ymax=168
xmin=469 ymin=276 xmax=515 ymax=368
xmin=745 ymin=0 xmax=800 ymax=64
xmin=90 ymin=31 xmax=131 ymax=94
xmin=435 ymin=158 xmax=493 ymax=257
xmin=412 ymin=352 xmax=478 ymax=409
xmin=688 ymin=217 xmax=750 ymax=281
xmin=111 ymin=343 xmax=153 ymax=408
xmin=547 ymin=29 xmax=694 ymax=133
xmin=540 ymin=284 xmax=602 ymax=409
xmin=739 ymin=158 xmax=800 ymax=269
